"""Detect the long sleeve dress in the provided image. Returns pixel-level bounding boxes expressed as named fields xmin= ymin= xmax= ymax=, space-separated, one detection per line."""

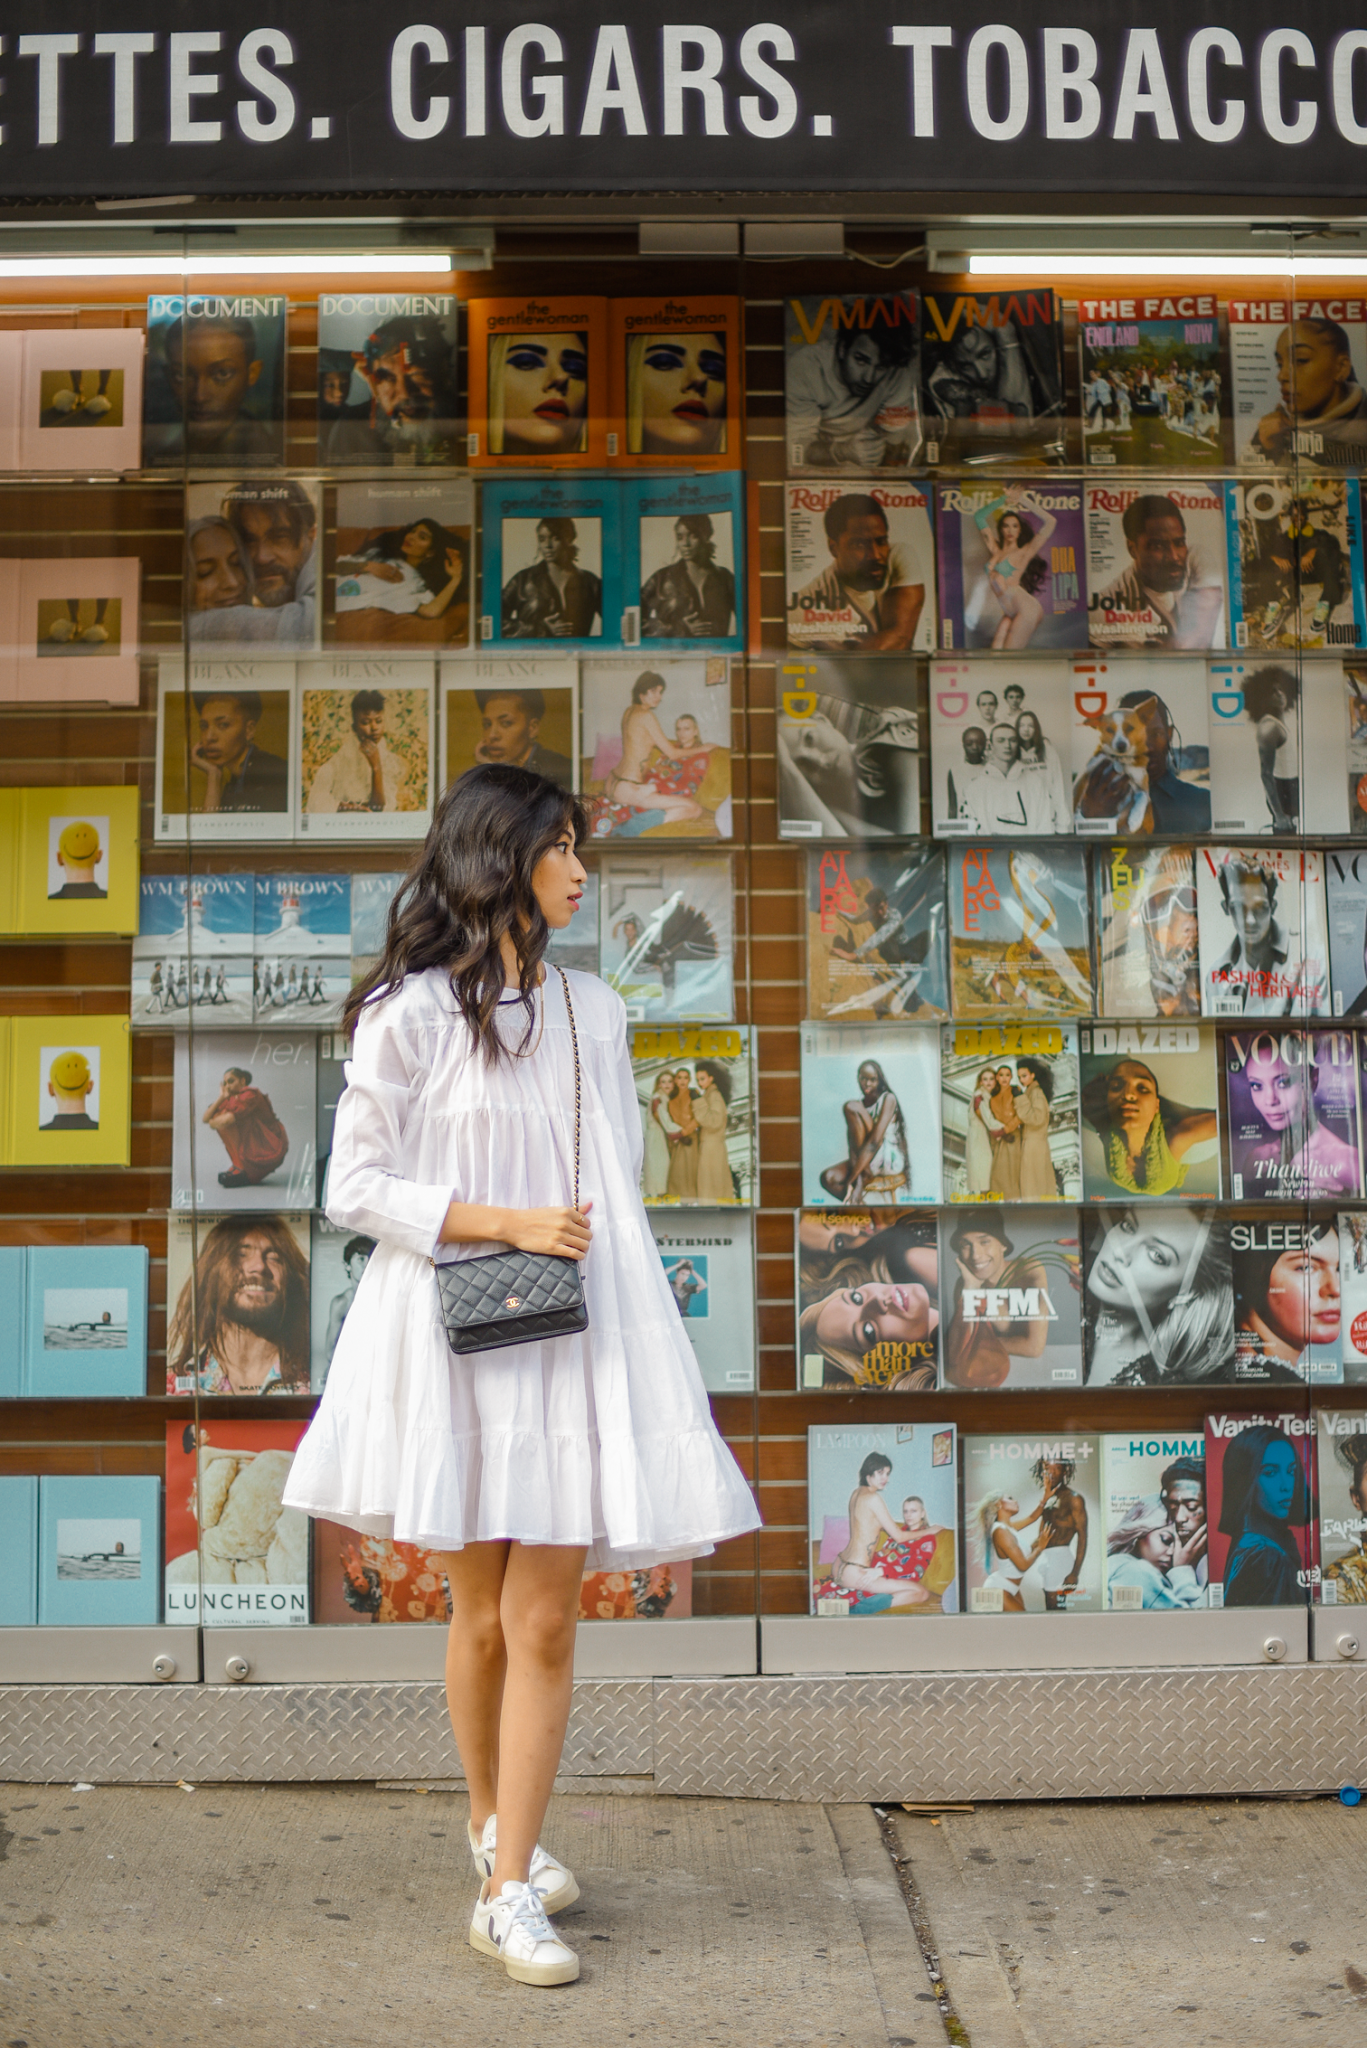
xmin=282 ymin=967 xmax=760 ymax=1567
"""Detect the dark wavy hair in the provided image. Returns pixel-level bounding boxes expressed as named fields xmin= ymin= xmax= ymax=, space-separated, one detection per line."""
xmin=342 ymin=764 xmax=587 ymax=1061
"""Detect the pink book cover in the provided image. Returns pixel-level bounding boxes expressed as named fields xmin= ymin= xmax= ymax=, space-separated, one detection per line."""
xmin=15 ymin=555 xmax=140 ymax=704
xmin=19 ymin=328 xmax=145 ymax=471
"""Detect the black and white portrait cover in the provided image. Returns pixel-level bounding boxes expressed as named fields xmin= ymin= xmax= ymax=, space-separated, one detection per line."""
xmin=785 ymin=480 xmax=935 ymax=655
xmin=805 ymin=845 xmax=948 ymax=1024
xmin=480 ymin=476 xmax=620 ymax=650
xmin=921 ymin=289 xmax=1065 ymax=466
xmin=777 ymin=655 xmax=921 ymax=840
xmin=624 ymin=473 xmax=743 ymax=653
xmin=784 ymin=292 xmax=920 ymax=474
xmin=929 ymin=657 xmax=1072 ymax=838
xmin=1083 ymin=1208 xmax=1232 ymax=1388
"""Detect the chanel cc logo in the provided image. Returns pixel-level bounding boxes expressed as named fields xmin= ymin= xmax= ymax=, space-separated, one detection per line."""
xmin=503 ymin=1295 xmax=522 ymax=1311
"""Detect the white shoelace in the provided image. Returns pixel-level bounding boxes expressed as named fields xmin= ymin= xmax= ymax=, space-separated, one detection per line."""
xmin=501 ymin=1883 xmax=556 ymax=1947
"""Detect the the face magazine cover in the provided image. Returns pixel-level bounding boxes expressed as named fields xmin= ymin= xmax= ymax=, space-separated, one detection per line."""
xmin=1094 ymin=844 xmax=1201 ymax=1020
xmin=962 ymin=1432 xmax=1101 ymax=1613
xmin=465 ymin=295 xmax=608 ymax=468
xmin=799 ymin=1023 xmax=942 ymax=1207
xmin=142 ymin=294 xmax=286 ymax=468
xmin=1232 ymin=1213 xmax=1344 ymax=1387
xmin=935 ymin=479 xmax=1086 ymax=652
xmin=1195 ymin=846 xmax=1330 ymax=1020
xmin=171 ymin=1032 xmax=317 ymax=1213
xmin=941 ymin=1023 xmax=1081 ymax=1206
xmin=480 ymin=475 xmax=618 ymax=650
xmin=1082 ymin=1208 xmax=1233 ymax=1389
xmin=947 ymin=842 xmax=1093 ymax=1020
xmin=599 ymin=853 xmax=734 ymax=1023
xmin=1102 ymin=1432 xmax=1210 ymax=1610
xmin=808 ymin=1424 xmax=958 ymax=1617
xmin=1229 ymin=297 xmax=1367 ymax=471
xmin=649 ymin=1210 xmax=755 ymax=1393
xmin=252 ymin=874 xmax=351 ymax=1029
xmin=784 ymin=481 xmax=935 ymax=655
xmin=1318 ymin=1410 xmax=1367 ymax=1602
xmin=1079 ymin=1023 xmax=1220 ymax=1203
xmin=1224 ymin=1027 xmax=1362 ymax=1205
xmin=164 ymin=1210 xmax=312 ymax=1396
xmin=1084 ymin=481 xmax=1230 ymax=651
xmin=937 ymin=1206 xmax=1083 ymax=1391
xmin=132 ymin=873 xmax=255 ymax=1029
xmin=776 ymin=656 xmax=921 ymax=842
xmin=632 ymin=1024 xmax=753 ymax=1206
xmin=929 ymin=658 xmax=1073 ymax=838
xmin=163 ymin=1419 xmax=310 ymax=1627
xmin=316 ymin=293 xmax=461 ymax=467
xmin=328 ymin=481 xmax=473 ymax=652
xmin=579 ymin=656 xmax=732 ymax=842
xmin=1209 ymin=656 xmax=1349 ymax=839
xmin=920 ymin=288 xmax=1065 ymax=464
xmin=1078 ymin=294 xmax=1227 ymax=469
xmin=784 ymin=292 xmax=920 ymax=475
xmin=609 ymin=295 xmax=742 ymax=468
xmin=625 ymin=472 xmax=743 ymax=652
xmin=1205 ymin=1411 xmax=1315 ymax=1609
xmin=805 ymin=846 xmax=948 ymax=1024
xmin=185 ymin=480 xmax=320 ymax=655
xmin=1068 ymin=654 xmax=1211 ymax=838
xmin=1226 ymin=477 xmax=1366 ymax=654
xmin=796 ymin=1210 xmax=939 ymax=1392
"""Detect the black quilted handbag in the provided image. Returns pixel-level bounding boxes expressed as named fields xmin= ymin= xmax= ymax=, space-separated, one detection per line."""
xmin=431 ymin=968 xmax=590 ymax=1356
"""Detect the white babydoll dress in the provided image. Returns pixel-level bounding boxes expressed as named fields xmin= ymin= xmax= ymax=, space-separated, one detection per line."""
xmin=283 ymin=965 xmax=761 ymax=1566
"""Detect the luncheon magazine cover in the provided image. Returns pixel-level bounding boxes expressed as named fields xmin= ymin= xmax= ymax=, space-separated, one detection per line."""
xmin=784 ymin=480 xmax=935 ymax=655
xmin=1205 ymin=1411 xmax=1314 ymax=1608
xmin=799 ymin=1023 xmax=941 ymax=1208
xmin=804 ymin=845 xmax=948 ymax=1024
xmin=1068 ymin=655 xmax=1210 ymax=837
xmin=930 ymin=657 xmax=1072 ymax=838
xmin=1094 ymin=844 xmax=1201 ymax=1019
xmin=777 ymin=655 xmax=922 ymax=840
xmin=164 ymin=1418 xmax=310 ymax=1626
xmin=947 ymin=842 xmax=1093 ymax=1019
xmin=1078 ymin=1022 xmax=1221 ymax=1203
xmin=1195 ymin=847 xmax=1329 ymax=1019
xmin=1229 ymin=296 xmax=1367 ymax=470
xmin=796 ymin=1209 xmax=939 ymax=1392
xmin=1226 ymin=476 xmax=1365 ymax=653
xmin=1224 ymin=1027 xmax=1362 ymax=1204
xmin=599 ymin=853 xmax=734 ymax=1023
xmin=1102 ymin=1432 xmax=1210 ymax=1610
xmin=937 ymin=1206 xmax=1083 ymax=1391
xmin=1077 ymin=294 xmax=1227 ymax=469
xmin=632 ymin=1025 xmax=754 ymax=1206
xmin=808 ymin=1423 xmax=958 ymax=1617
xmin=1231 ymin=1212 xmax=1344 ymax=1386
xmin=1318 ymin=1410 xmax=1367 ymax=1601
xmin=934 ymin=480 xmax=1086 ymax=651
xmin=940 ymin=1023 xmax=1081 ymax=1205
xmin=1209 ymin=655 xmax=1349 ymax=837
xmin=784 ymin=292 xmax=921 ymax=474
xmin=1081 ymin=1207 xmax=1233 ymax=1387
xmin=1085 ymin=480 xmax=1230 ymax=651
xmin=920 ymin=289 xmax=1065 ymax=465
xmin=961 ymin=1432 xmax=1102 ymax=1613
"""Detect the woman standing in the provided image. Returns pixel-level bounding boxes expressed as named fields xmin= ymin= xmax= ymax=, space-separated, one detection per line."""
xmin=971 ymin=486 xmax=1057 ymax=649
xmin=964 ymin=1065 xmax=1002 ymax=1195
xmin=664 ymin=1068 xmax=700 ymax=1200
xmin=692 ymin=1058 xmax=734 ymax=1200
xmin=283 ymin=764 xmax=759 ymax=1987
xmin=1014 ymin=1058 xmax=1056 ymax=1201
xmin=1218 ymin=1425 xmax=1308 ymax=1606
xmin=987 ymin=1065 xmax=1022 ymax=1200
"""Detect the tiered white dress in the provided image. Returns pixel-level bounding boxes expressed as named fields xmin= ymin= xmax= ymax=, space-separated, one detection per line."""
xmin=283 ymin=966 xmax=761 ymax=1567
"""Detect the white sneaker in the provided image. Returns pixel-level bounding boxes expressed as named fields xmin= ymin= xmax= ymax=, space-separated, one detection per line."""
xmin=50 ymin=389 xmax=79 ymax=414
xmin=83 ymin=395 xmax=112 ymax=417
xmin=47 ymin=619 xmax=76 ymax=642
xmin=469 ymin=1879 xmax=580 ymax=1986
xmin=467 ymin=1814 xmax=580 ymax=1914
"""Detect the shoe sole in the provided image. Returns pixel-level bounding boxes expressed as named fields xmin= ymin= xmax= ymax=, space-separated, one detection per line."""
xmin=470 ymin=1859 xmax=580 ymax=1917
xmin=468 ymin=1925 xmax=580 ymax=1986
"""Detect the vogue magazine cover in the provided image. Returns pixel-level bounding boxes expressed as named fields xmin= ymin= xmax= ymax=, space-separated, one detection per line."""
xmin=930 ymin=658 xmax=1072 ymax=837
xmin=1082 ymin=1207 xmax=1233 ymax=1388
xmin=962 ymin=1432 xmax=1101 ymax=1613
xmin=1329 ymin=850 xmax=1367 ymax=1016
xmin=935 ymin=479 xmax=1086 ymax=652
xmin=1079 ymin=1023 xmax=1220 ymax=1202
xmin=947 ymin=842 xmax=1092 ymax=1019
xmin=1195 ymin=846 xmax=1329 ymax=1019
xmin=940 ymin=1023 xmax=1081 ymax=1205
xmin=796 ymin=1209 xmax=938 ymax=1392
xmin=777 ymin=655 xmax=921 ymax=840
xmin=1224 ymin=1027 xmax=1362 ymax=1203
xmin=804 ymin=845 xmax=948 ymax=1023
xmin=808 ymin=1423 xmax=957 ymax=1616
xmin=937 ymin=1206 xmax=1083 ymax=1391
xmin=784 ymin=291 xmax=921 ymax=474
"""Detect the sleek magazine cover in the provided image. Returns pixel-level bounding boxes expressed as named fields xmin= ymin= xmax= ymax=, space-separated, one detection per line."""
xmin=185 ymin=479 xmax=320 ymax=654
xmin=1205 ymin=1411 xmax=1314 ymax=1608
xmin=935 ymin=479 xmax=1086 ymax=652
xmin=143 ymin=293 xmax=286 ymax=468
xmin=465 ymin=295 xmax=608 ymax=468
xmin=165 ymin=1210 xmax=312 ymax=1396
xmin=252 ymin=874 xmax=351 ymax=1028
xmin=632 ymin=1025 xmax=753 ymax=1206
xmin=947 ymin=843 xmax=1092 ymax=1019
xmin=937 ymin=1206 xmax=1083 ymax=1391
xmin=21 ymin=1244 xmax=148 ymax=1400
xmin=1318 ymin=1410 xmax=1367 ymax=1602
xmin=443 ymin=656 xmax=578 ymax=795
xmin=328 ymin=482 xmax=472 ymax=652
xmin=808 ymin=1423 xmax=958 ymax=1616
xmin=296 ymin=660 xmax=434 ymax=839
xmin=930 ymin=658 xmax=1072 ymax=837
xmin=1095 ymin=844 xmax=1201 ymax=1019
xmin=1085 ymin=481 xmax=1230 ymax=651
xmin=580 ymin=656 xmax=732 ymax=842
xmin=804 ymin=845 xmax=948 ymax=1023
xmin=796 ymin=1209 xmax=940 ymax=1392
xmin=171 ymin=1032 xmax=317 ymax=1212
xmin=1231 ymin=1213 xmax=1343 ymax=1386
xmin=1209 ymin=656 xmax=1348 ymax=837
xmin=1079 ymin=1023 xmax=1220 ymax=1202
xmin=1078 ymin=295 xmax=1227 ymax=468
xmin=310 ymin=1214 xmax=374 ymax=1394
xmin=920 ymin=289 xmax=1065 ymax=464
xmin=799 ymin=1023 xmax=941 ymax=1207
xmin=649 ymin=1209 xmax=755 ymax=1393
xmin=316 ymin=292 xmax=461 ymax=467
xmin=155 ymin=659 xmax=296 ymax=843
xmin=784 ymin=292 xmax=920 ymax=474
xmin=1224 ymin=1027 xmax=1361 ymax=1203
xmin=623 ymin=473 xmax=744 ymax=652
xmin=132 ymin=873 xmax=255 ymax=1029
xmin=1226 ymin=477 xmax=1365 ymax=653
xmin=480 ymin=476 xmax=620 ymax=649
xmin=1069 ymin=654 xmax=1210 ymax=837
xmin=777 ymin=656 xmax=921 ymax=840
xmin=599 ymin=853 xmax=734 ymax=1023
xmin=962 ymin=1432 xmax=1101 ymax=1614
xmin=784 ymin=480 xmax=935 ymax=655
xmin=609 ymin=296 xmax=742 ymax=468
xmin=1196 ymin=847 xmax=1330 ymax=1019
xmin=941 ymin=1023 xmax=1080 ymax=1205
xmin=1229 ymin=296 xmax=1367 ymax=471
xmin=1102 ymin=1432 xmax=1209 ymax=1610
xmin=164 ymin=1418 xmax=310 ymax=1626
xmin=37 ymin=1473 xmax=160 ymax=1628
xmin=1082 ymin=1208 xmax=1233 ymax=1388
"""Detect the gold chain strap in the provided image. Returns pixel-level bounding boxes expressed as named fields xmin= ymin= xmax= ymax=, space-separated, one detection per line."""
xmin=556 ymin=967 xmax=582 ymax=1212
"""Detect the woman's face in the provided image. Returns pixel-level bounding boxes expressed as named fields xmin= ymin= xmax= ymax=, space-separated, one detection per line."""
xmin=816 ymin=1280 xmax=931 ymax=1354
xmin=654 ymin=1069 xmax=675 ymax=1099
xmin=1088 ymin=1208 xmax=1205 ymax=1316
xmin=638 ymin=334 xmax=726 ymax=452
xmin=674 ymin=1068 xmax=693 ymax=1096
xmin=1017 ymin=715 xmax=1041 ymax=749
xmin=696 ymin=1067 xmax=714 ymax=1092
xmin=500 ymin=333 xmax=588 ymax=451
xmin=1264 ymin=1230 xmax=1341 ymax=1351
xmin=975 ymin=1067 xmax=996 ymax=1092
xmin=536 ymin=521 xmax=571 ymax=566
xmin=996 ymin=1495 xmax=1019 ymax=1522
xmin=1136 ymin=1525 xmax=1177 ymax=1568
xmin=191 ymin=524 xmax=249 ymax=610
xmin=1252 ymin=1440 xmax=1299 ymax=1522
xmin=1247 ymin=1056 xmax=1304 ymax=1134
xmin=995 ymin=1066 xmax=1014 ymax=1092
xmin=674 ymin=519 xmax=703 ymax=561
xmin=1017 ymin=1063 xmax=1037 ymax=1090
xmin=401 ymin=522 xmax=435 ymax=564
xmin=799 ymin=1215 xmax=874 ymax=1255
xmin=529 ymin=827 xmax=587 ymax=931
xmin=856 ymin=1062 xmax=884 ymax=1104
xmin=1106 ymin=1061 xmax=1161 ymax=1145
xmin=1277 ymin=322 xmax=1352 ymax=419
xmin=998 ymin=512 xmax=1024 ymax=548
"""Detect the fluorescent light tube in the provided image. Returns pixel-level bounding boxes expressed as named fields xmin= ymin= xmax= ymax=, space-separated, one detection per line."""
xmin=966 ymin=254 xmax=1367 ymax=279
xmin=0 ymin=253 xmax=456 ymax=279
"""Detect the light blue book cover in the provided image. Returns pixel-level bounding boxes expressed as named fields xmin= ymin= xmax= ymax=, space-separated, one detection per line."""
xmin=622 ymin=471 xmax=745 ymax=653
xmin=132 ymin=873 xmax=255 ymax=1028
xmin=350 ymin=870 xmax=406 ymax=973
xmin=0 ymin=1247 xmax=23 ymax=1398
xmin=38 ymin=1474 xmax=160 ymax=1626
xmin=254 ymin=873 xmax=352 ymax=1028
xmin=480 ymin=476 xmax=623 ymax=650
xmin=23 ymin=1245 xmax=148 ymax=1398
xmin=0 ymin=1476 xmax=38 ymax=1625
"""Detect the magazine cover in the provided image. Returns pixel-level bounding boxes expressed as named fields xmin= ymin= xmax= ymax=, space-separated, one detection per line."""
xmin=171 ymin=1031 xmax=317 ymax=1211
xmin=442 ymin=656 xmax=578 ymax=795
xmin=297 ymin=661 xmax=434 ymax=839
xmin=608 ymin=296 xmax=741 ymax=468
xmin=650 ymin=1209 xmax=755 ymax=1393
xmin=314 ymin=1029 xmax=349 ymax=1209
xmin=253 ymin=874 xmax=351 ymax=1028
xmin=1069 ymin=655 xmax=1210 ymax=838
xmin=1232 ymin=1213 xmax=1343 ymax=1385
xmin=1318 ymin=1411 xmax=1367 ymax=1601
xmin=1346 ymin=661 xmax=1367 ymax=834
xmin=21 ymin=1243 xmax=148 ymax=1400
xmin=328 ymin=481 xmax=473 ymax=651
xmin=1102 ymin=1433 xmax=1209 ymax=1610
xmin=929 ymin=658 xmax=1072 ymax=837
xmin=920 ymin=289 xmax=1065 ymax=464
xmin=580 ymin=656 xmax=732 ymax=841
xmin=1209 ymin=656 xmax=1348 ymax=837
xmin=1230 ymin=297 xmax=1367 ymax=470
xmin=599 ymin=853 xmax=733 ymax=1022
xmin=580 ymin=1560 xmax=693 ymax=1620
xmin=11 ymin=783 xmax=140 ymax=938
xmin=14 ymin=555 xmax=141 ymax=707
xmin=624 ymin=473 xmax=744 ymax=652
xmin=938 ymin=1207 xmax=1082 ymax=1390
xmin=164 ymin=1418 xmax=310 ymax=1626
xmin=632 ymin=1024 xmax=753 ymax=1205
xmin=796 ymin=1209 xmax=939 ymax=1392
xmin=6 ymin=1012 xmax=132 ymax=1169
xmin=1341 ymin=1214 xmax=1367 ymax=1383
xmin=1329 ymin=849 xmax=1367 ymax=1018
xmin=1205 ymin=1410 xmax=1314 ymax=1608
xmin=143 ymin=293 xmax=286 ymax=467
xmin=935 ymin=480 xmax=1086 ymax=652
xmin=312 ymin=1521 xmax=452 ymax=1624
xmin=1224 ymin=1027 xmax=1362 ymax=1203
xmin=784 ymin=292 xmax=920 ymax=474
xmin=1079 ymin=1022 xmax=1220 ymax=1202
xmin=37 ymin=1473 xmax=160 ymax=1628
xmin=1196 ymin=847 xmax=1330 ymax=1019
xmin=19 ymin=326 xmax=144 ymax=472
xmin=132 ymin=873 xmax=255 ymax=1028
xmin=1082 ymin=1207 xmax=1233 ymax=1387
xmin=316 ymin=292 xmax=461 ymax=467
xmin=480 ymin=475 xmax=620 ymax=650
xmin=941 ymin=1024 xmax=1080 ymax=1205
xmin=165 ymin=1210 xmax=312 ymax=1395
xmin=309 ymin=1214 xmax=374 ymax=1394
xmin=466 ymin=295 xmax=608 ymax=467
xmin=155 ymin=659 xmax=295 ymax=843
xmin=947 ymin=842 xmax=1093 ymax=1018
xmin=0 ymin=1477 xmax=36 ymax=1625
xmin=1085 ymin=481 xmax=1230 ymax=651
xmin=961 ymin=1432 xmax=1101 ymax=1614
xmin=350 ymin=871 xmax=404 ymax=982
xmin=1078 ymin=295 xmax=1227 ymax=468
xmin=805 ymin=846 xmax=948 ymax=1023
xmin=185 ymin=478 xmax=320 ymax=654
xmin=799 ymin=1023 xmax=941 ymax=1207
xmin=1227 ymin=477 xmax=1365 ymax=654
xmin=0 ymin=1246 xmax=19 ymax=1399
xmin=545 ymin=867 xmax=600 ymax=978
xmin=1095 ymin=844 xmax=1201 ymax=1019
xmin=777 ymin=656 xmax=922 ymax=840
xmin=808 ymin=1424 xmax=958 ymax=1616
xmin=784 ymin=480 xmax=935 ymax=654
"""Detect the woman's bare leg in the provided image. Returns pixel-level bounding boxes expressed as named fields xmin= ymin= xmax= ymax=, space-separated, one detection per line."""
xmin=490 ymin=1542 xmax=588 ymax=1893
xmin=1003 ymin=591 xmax=1044 ymax=649
xmin=436 ymin=1542 xmax=511 ymax=1832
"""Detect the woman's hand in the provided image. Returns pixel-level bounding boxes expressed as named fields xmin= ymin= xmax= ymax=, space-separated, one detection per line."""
xmin=504 ymin=1203 xmax=593 ymax=1259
